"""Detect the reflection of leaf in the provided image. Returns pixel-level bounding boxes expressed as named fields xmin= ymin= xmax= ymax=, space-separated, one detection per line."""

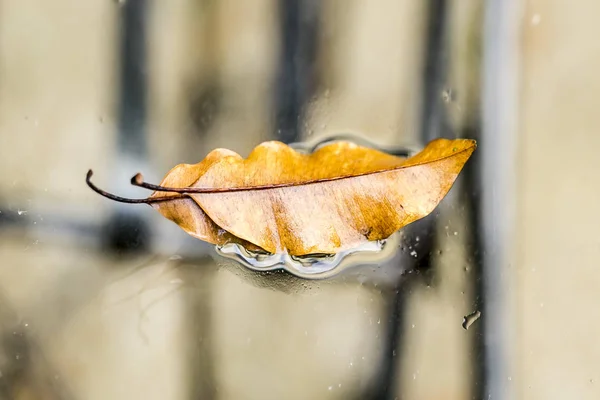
xmin=87 ymin=138 xmax=476 ymax=256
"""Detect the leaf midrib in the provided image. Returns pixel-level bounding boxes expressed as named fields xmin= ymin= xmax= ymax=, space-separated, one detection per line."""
xmin=180 ymin=144 xmax=476 ymax=194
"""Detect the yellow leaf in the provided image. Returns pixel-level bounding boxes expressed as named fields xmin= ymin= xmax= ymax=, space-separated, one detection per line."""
xmin=87 ymin=138 xmax=476 ymax=256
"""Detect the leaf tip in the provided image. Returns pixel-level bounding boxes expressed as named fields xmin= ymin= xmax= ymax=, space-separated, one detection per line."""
xmin=86 ymin=169 xmax=94 ymax=182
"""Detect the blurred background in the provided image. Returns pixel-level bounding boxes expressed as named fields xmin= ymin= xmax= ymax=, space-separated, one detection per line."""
xmin=0 ymin=0 xmax=599 ymax=399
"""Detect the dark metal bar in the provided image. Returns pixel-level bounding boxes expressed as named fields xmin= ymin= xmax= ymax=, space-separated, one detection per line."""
xmin=274 ymin=0 xmax=321 ymax=143
xmin=475 ymin=0 xmax=519 ymax=398
xmin=117 ymin=0 xmax=148 ymax=157
xmin=459 ymin=125 xmax=485 ymax=399
xmin=103 ymin=0 xmax=151 ymax=253
xmin=419 ymin=0 xmax=452 ymax=142
xmin=372 ymin=1 xmax=451 ymax=398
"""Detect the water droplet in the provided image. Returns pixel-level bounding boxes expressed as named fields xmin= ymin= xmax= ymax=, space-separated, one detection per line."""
xmin=377 ymin=318 xmax=381 ymax=324
xmin=453 ymin=231 xmax=458 ymax=236
xmin=540 ymin=303 xmax=544 ymax=308
xmin=531 ymin=14 xmax=541 ymax=25
xmin=328 ymin=386 xmax=333 ymax=391
xmin=392 ymin=350 xmax=397 ymax=357
xmin=441 ymin=89 xmax=455 ymax=103
xmin=169 ymin=255 xmax=182 ymax=261
xmin=411 ymin=324 xmax=415 ymax=328
xmin=17 ymin=209 xmax=27 ymax=216
xmin=338 ymin=383 xmax=342 ymax=388
xmin=410 ymin=250 xmax=417 ymax=258
xmin=462 ymin=310 xmax=481 ymax=330
xmin=169 ymin=278 xmax=183 ymax=285
xmin=413 ymin=373 xmax=417 ymax=380
xmin=15 ymin=354 xmax=20 ymax=360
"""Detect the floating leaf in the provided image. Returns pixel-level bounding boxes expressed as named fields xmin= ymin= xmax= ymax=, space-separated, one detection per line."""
xmin=87 ymin=138 xmax=476 ymax=256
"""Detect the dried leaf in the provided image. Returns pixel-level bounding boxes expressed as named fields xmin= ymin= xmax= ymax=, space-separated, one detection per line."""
xmin=87 ymin=138 xmax=476 ymax=256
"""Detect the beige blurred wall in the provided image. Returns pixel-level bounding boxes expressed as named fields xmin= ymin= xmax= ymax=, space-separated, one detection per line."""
xmin=147 ymin=0 xmax=279 ymax=170
xmin=0 ymin=0 xmax=117 ymax=214
xmin=518 ymin=0 xmax=600 ymax=398
xmin=305 ymin=0 xmax=426 ymax=148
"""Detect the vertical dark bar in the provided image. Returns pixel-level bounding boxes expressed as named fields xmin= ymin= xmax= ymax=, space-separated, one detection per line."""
xmin=103 ymin=0 xmax=150 ymax=253
xmin=274 ymin=0 xmax=320 ymax=143
xmin=463 ymin=117 xmax=486 ymax=400
xmin=372 ymin=1 xmax=449 ymax=399
xmin=470 ymin=0 xmax=518 ymax=398
xmin=118 ymin=0 xmax=148 ymax=157
xmin=419 ymin=0 xmax=452 ymax=142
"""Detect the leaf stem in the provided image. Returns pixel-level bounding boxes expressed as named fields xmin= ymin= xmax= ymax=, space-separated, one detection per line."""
xmin=86 ymin=170 xmax=181 ymax=204
xmin=130 ymin=173 xmax=295 ymax=193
